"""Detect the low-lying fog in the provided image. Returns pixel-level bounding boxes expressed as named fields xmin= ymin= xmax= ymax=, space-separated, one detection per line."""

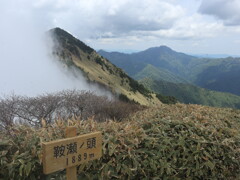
xmin=0 ymin=1 xmax=111 ymax=98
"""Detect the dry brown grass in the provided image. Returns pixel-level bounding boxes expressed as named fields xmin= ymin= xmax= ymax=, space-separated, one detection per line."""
xmin=0 ymin=102 xmax=239 ymax=179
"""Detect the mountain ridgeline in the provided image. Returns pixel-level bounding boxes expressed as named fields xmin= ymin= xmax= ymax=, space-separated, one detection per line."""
xmin=99 ymin=47 xmax=240 ymax=109
xmin=49 ymin=28 xmax=161 ymax=106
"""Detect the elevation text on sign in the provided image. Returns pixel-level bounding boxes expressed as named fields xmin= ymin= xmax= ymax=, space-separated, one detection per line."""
xmin=42 ymin=131 xmax=102 ymax=174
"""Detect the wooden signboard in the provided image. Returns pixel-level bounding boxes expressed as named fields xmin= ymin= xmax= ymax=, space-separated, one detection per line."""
xmin=42 ymin=130 xmax=102 ymax=175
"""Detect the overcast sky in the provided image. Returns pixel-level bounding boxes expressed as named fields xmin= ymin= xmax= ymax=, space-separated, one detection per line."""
xmin=0 ymin=0 xmax=240 ymax=96
xmin=1 ymin=0 xmax=240 ymax=54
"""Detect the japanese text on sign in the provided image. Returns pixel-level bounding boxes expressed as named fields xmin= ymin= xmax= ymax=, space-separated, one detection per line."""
xmin=42 ymin=132 xmax=102 ymax=174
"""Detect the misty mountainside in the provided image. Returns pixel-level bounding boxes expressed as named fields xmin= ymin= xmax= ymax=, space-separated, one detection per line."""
xmin=98 ymin=47 xmax=240 ymax=96
xmin=49 ymin=28 xmax=161 ymax=106
xmin=140 ymin=78 xmax=240 ymax=109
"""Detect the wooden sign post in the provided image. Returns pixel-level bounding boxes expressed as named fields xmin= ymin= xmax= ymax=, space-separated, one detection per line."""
xmin=42 ymin=127 xmax=102 ymax=179
xmin=66 ymin=127 xmax=77 ymax=180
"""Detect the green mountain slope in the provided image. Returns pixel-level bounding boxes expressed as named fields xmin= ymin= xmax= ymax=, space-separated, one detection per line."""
xmin=140 ymin=78 xmax=240 ymax=109
xmin=134 ymin=64 xmax=187 ymax=83
xmin=98 ymin=50 xmax=146 ymax=77
xmin=99 ymin=46 xmax=198 ymax=79
xmin=98 ymin=49 xmax=188 ymax=84
xmin=194 ymin=57 xmax=240 ymax=95
xmin=99 ymin=48 xmax=240 ymax=96
xmin=130 ymin=46 xmax=197 ymax=79
xmin=49 ymin=28 xmax=161 ymax=106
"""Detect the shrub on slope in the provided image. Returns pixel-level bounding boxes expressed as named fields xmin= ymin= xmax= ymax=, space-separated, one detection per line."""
xmin=0 ymin=90 xmax=142 ymax=130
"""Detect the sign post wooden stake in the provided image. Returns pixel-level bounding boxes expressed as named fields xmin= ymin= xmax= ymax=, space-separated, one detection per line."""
xmin=66 ymin=126 xmax=77 ymax=180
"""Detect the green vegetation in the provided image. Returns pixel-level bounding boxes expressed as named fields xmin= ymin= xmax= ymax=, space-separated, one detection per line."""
xmin=98 ymin=46 xmax=197 ymax=81
xmin=99 ymin=48 xmax=240 ymax=108
xmin=98 ymin=50 xmax=147 ymax=77
xmin=128 ymin=77 xmax=152 ymax=98
xmin=118 ymin=93 xmax=139 ymax=104
xmin=134 ymin=64 xmax=187 ymax=83
xmin=51 ymin=27 xmax=94 ymax=54
xmin=141 ymin=78 xmax=240 ymax=109
xmin=94 ymin=56 xmax=115 ymax=75
xmin=195 ymin=58 xmax=240 ymax=95
xmin=156 ymin=93 xmax=178 ymax=104
xmin=118 ymin=93 xmax=131 ymax=103
xmin=1 ymin=103 xmax=239 ymax=179
xmin=65 ymin=58 xmax=74 ymax=67
xmin=95 ymin=56 xmax=104 ymax=66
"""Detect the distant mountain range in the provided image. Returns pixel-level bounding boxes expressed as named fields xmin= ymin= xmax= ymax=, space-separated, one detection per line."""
xmin=98 ymin=46 xmax=240 ymax=108
xmin=190 ymin=54 xmax=240 ymax=59
xmin=98 ymin=46 xmax=196 ymax=82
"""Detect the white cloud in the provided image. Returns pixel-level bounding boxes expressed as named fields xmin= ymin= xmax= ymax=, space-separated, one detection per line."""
xmin=1 ymin=0 xmax=240 ymax=58
xmin=40 ymin=0 xmax=185 ymax=39
xmin=199 ymin=0 xmax=240 ymax=26
xmin=0 ymin=0 xmax=227 ymax=42
xmin=0 ymin=0 xmax=112 ymax=97
xmin=152 ymin=14 xmax=224 ymax=40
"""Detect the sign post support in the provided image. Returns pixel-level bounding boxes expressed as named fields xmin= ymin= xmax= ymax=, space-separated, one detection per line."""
xmin=66 ymin=126 xmax=77 ymax=180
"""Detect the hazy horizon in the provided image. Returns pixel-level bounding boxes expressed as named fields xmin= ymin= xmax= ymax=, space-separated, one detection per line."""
xmin=97 ymin=47 xmax=240 ymax=58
